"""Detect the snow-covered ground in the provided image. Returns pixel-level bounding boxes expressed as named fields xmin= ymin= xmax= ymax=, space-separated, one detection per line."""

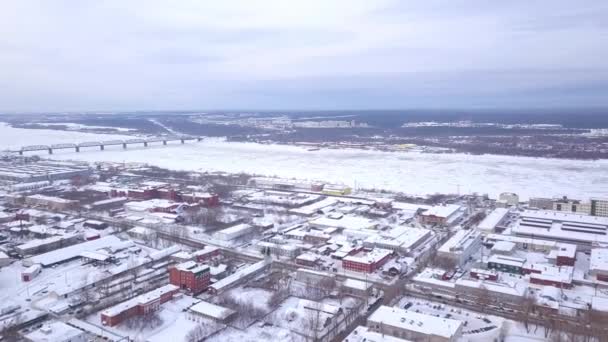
xmin=1 ymin=123 xmax=606 ymax=200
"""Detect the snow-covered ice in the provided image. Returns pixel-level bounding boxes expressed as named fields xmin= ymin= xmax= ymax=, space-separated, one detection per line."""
xmin=0 ymin=123 xmax=606 ymax=200
xmin=0 ymin=122 xmax=132 ymax=150
xmin=48 ymin=139 xmax=608 ymax=200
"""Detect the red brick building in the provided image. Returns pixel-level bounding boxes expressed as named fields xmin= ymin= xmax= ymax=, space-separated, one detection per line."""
xmin=101 ymin=284 xmax=178 ymax=327
xmin=169 ymin=261 xmax=210 ymax=294
xmin=342 ymin=248 xmax=393 ymax=273
xmin=555 ymin=244 xmax=577 ymax=267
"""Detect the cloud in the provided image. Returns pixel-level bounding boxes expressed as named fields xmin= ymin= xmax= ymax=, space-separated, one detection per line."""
xmin=0 ymin=0 xmax=606 ymax=111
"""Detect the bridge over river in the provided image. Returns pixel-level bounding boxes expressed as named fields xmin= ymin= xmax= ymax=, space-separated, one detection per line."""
xmin=8 ymin=136 xmax=203 ymax=155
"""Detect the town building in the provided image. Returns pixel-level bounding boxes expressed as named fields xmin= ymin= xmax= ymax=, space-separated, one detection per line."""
xmin=214 ymin=223 xmax=254 ymax=241
xmin=553 ymin=197 xmax=591 ymax=215
xmin=22 ymin=264 xmax=42 ymax=282
xmin=100 ymin=284 xmax=178 ymax=327
xmin=511 ymin=210 xmax=608 ymax=250
xmin=590 ymin=249 xmax=608 ymax=282
xmin=189 ymin=300 xmax=236 ymax=323
xmin=418 ymin=204 xmax=462 ymax=226
xmin=487 ymin=255 xmax=526 ymax=274
xmin=437 ymin=229 xmax=482 ymax=267
xmin=590 ymin=198 xmax=608 ymax=217
xmin=344 ymin=326 xmax=410 ymax=342
xmin=192 ymin=246 xmax=220 ymax=262
xmin=169 ymin=261 xmax=210 ymax=294
xmin=24 ymin=194 xmax=79 ymax=210
xmin=499 ymin=192 xmax=519 ymax=206
xmin=529 ymin=197 xmax=553 ymax=210
xmin=367 ymin=305 xmax=463 ymax=342
xmin=15 ymin=233 xmax=81 ymax=256
xmin=364 ymin=227 xmax=432 ymax=255
xmin=258 ymin=241 xmax=300 ymax=258
xmin=469 ymin=268 xmax=498 ymax=281
xmin=342 ymin=248 xmax=393 ymax=273
xmin=24 ymin=321 xmax=87 ymax=342
xmin=476 ymin=208 xmax=510 ymax=233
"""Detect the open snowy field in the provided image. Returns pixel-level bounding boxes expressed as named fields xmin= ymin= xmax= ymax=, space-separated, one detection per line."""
xmin=0 ymin=123 xmax=606 ymax=200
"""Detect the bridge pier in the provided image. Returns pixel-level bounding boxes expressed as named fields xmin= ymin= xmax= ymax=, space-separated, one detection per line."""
xmin=122 ymin=143 xmax=127 ymax=149
xmin=100 ymin=145 xmax=104 ymax=151
xmin=75 ymin=146 xmax=80 ymax=153
xmin=144 ymin=142 xmax=148 ymax=147
xmin=48 ymin=148 xmax=53 ymax=155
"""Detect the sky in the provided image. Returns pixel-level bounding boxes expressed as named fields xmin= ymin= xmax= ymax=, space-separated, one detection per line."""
xmin=1 ymin=0 xmax=607 ymax=112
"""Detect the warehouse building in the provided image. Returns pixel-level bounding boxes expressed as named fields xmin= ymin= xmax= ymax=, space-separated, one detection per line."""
xmin=367 ymin=305 xmax=463 ymax=342
xmin=101 ymin=284 xmax=178 ymax=327
xmin=343 ymin=248 xmax=393 ymax=273
xmin=437 ymin=229 xmax=482 ymax=267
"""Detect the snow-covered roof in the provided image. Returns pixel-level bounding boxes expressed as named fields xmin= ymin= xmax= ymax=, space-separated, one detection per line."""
xmin=289 ymin=197 xmax=338 ymax=215
xmin=491 ymin=241 xmax=516 ymax=253
xmin=310 ymin=215 xmax=377 ymax=231
xmin=102 ymin=284 xmax=178 ymax=317
xmin=189 ymin=300 xmax=235 ymax=320
xmin=591 ymin=296 xmax=608 ymax=312
xmin=25 ymin=235 xmax=123 ymax=267
xmin=25 ymin=321 xmax=84 ymax=342
xmin=345 ymin=326 xmax=411 ymax=342
xmin=438 ymin=229 xmax=481 ymax=254
xmin=477 ymin=208 xmax=510 ymax=232
xmin=455 ymin=278 xmax=527 ymax=298
xmin=368 ymin=306 xmax=462 ymax=339
xmin=343 ymin=248 xmax=392 ymax=265
xmin=343 ymin=278 xmax=372 ymax=291
xmin=487 ymin=254 xmax=526 ymax=268
xmin=590 ymin=249 xmax=608 ymax=273
xmin=211 ymin=259 xmax=270 ymax=292
xmin=420 ymin=204 xmax=462 ymax=218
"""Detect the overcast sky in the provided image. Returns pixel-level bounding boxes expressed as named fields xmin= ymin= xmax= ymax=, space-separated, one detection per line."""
xmin=1 ymin=1 xmax=607 ymax=112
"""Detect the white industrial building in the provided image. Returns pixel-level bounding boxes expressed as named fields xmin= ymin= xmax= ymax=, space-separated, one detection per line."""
xmin=512 ymin=210 xmax=608 ymax=250
xmin=437 ymin=229 xmax=482 ymax=267
xmin=367 ymin=305 xmax=463 ymax=342
xmin=476 ymin=208 xmax=510 ymax=233
xmin=214 ymin=223 xmax=254 ymax=241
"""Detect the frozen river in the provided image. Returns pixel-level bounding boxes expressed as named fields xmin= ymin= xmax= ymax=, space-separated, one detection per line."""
xmin=1 ymin=123 xmax=607 ymax=200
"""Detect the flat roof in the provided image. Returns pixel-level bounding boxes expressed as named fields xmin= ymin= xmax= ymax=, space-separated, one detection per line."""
xmin=477 ymin=208 xmax=510 ymax=231
xmin=189 ymin=300 xmax=235 ymax=320
xmin=590 ymin=249 xmax=608 ymax=272
xmin=438 ymin=229 xmax=481 ymax=254
xmin=368 ymin=306 xmax=462 ymax=339
xmin=420 ymin=204 xmax=461 ymax=218
xmin=343 ymin=248 xmax=392 ymax=265
xmin=345 ymin=326 xmax=411 ymax=342
xmin=26 ymin=235 xmax=123 ymax=267
xmin=25 ymin=321 xmax=83 ymax=342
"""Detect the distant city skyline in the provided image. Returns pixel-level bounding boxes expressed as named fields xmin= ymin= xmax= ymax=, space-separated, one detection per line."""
xmin=1 ymin=1 xmax=607 ymax=112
